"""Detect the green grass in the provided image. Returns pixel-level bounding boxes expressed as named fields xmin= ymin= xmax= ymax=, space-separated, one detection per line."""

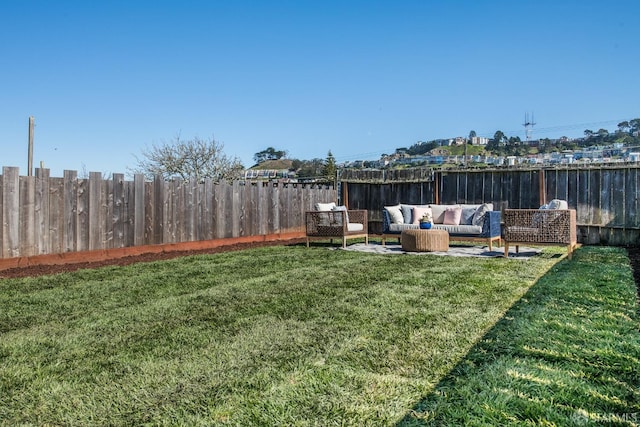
xmin=0 ymin=244 xmax=638 ymax=425
xmin=402 ymin=246 xmax=640 ymax=426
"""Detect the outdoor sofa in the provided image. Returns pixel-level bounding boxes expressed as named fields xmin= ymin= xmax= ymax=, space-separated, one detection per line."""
xmin=382 ymin=203 xmax=502 ymax=250
xmin=305 ymin=202 xmax=368 ymax=248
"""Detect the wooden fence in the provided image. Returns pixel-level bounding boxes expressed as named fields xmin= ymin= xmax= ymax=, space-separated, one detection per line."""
xmin=342 ymin=165 xmax=640 ymax=245
xmin=0 ymin=167 xmax=337 ymax=259
xmin=3 ymin=164 xmax=638 ymax=259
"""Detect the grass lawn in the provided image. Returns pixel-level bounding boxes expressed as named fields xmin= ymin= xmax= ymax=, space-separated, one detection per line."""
xmin=0 ymin=244 xmax=638 ymax=425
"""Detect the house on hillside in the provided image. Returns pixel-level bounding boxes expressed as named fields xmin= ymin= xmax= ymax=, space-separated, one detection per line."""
xmin=471 ymin=136 xmax=489 ymax=145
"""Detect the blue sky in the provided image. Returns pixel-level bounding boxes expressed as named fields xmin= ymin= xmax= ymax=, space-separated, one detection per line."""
xmin=2 ymin=0 xmax=639 ymax=177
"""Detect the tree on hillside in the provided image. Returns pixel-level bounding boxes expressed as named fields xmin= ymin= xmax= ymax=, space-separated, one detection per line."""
xmin=406 ymin=141 xmax=436 ymax=155
xmin=487 ymin=130 xmax=505 ymax=152
xmin=130 ymin=135 xmax=244 ymax=182
xmin=297 ymin=158 xmax=324 ymax=179
xmin=617 ymin=121 xmax=630 ymax=134
xmin=323 ymin=151 xmax=337 ymax=185
xmin=253 ymin=147 xmax=288 ymax=164
xmin=597 ymin=128 xmax=610 ymax=140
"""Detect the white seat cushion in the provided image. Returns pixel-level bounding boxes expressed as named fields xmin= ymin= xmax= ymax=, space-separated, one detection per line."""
xmin=347 ymin=222 xmax=364 ymax=232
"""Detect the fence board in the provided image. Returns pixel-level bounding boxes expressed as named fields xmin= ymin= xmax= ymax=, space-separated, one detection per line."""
xmin=152 ymin=176 xmax=163 ymax=244
xmin=134 ymin=174 xmax=145 ymax=246
xmin=77 ymin=178 xmax=89 ymax=252
xmin=185 ymin=179 xmax=196 ymax=241
xmin=270 ymin=185 xmax=279 ymax=234
xmin=63 ymin=170 xmax=77 ymax=253
xmin=35 ymin=168 xmax=50 ymax=254
xmin=601 ymin=169 xmax=614 ymax=226
xmin=20 ymin=175 xmax=36 ymax=256
xmin=89 ymin=172 xmax=103 ymax=250
xmin=233 ymin=182 xmax=242 ymax=237
xmin=576 ymin=169 xmax=590 ymax=225
xmin=112 ymin=173 xmax=125 ymax=248
xmin=124 ymin=179 xmax=135 ymax=247
xmin=625 ymin=168 xmax=639 ymax=228
xmin=2 ymin=167 xmax=20 ymax=258
xmin=611 ymin=168 xmax=625 ymax=227
xmin=49 ymin=178 xmax=63 ymax=253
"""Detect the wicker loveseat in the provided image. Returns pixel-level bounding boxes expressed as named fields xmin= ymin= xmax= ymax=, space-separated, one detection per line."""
xmin=305 ymin=202 xmax=368 ymax=248
xmin=503 ymin=202 xmax=577 ymax=258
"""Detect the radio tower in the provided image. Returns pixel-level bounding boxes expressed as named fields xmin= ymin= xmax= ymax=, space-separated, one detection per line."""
xmin=523 ymin=112 xmax=536 ymax=142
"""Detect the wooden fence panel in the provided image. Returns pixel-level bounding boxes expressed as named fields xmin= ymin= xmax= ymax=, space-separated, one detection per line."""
xmin=35 ymin=168 xmax=50 ymax=254
xmin=576 ymin=168 xmax=591 ymax=225
xmin=63 ymin=170 xmax=77 ymax=253
xmin=49 ymin=178 xmax=64 ymax=254
xmin=232 ymin=182 xmax=242 ymax=237
xmin=125 ymin=179 xmax=135 ymax=248
xmin=152 ymin=176 xmax=163 ymax=245
xmin=20 ymin=175 xmax=36 ymax=257
xmin=601 ymin=169 xmax=614 ymax=226
xmin=187 ymin=179 xmax=198 ymax=242
xmin=590 ymin=169 xmax=603 ymax=225
xmin=77 ymin=178 xmax=89 ymax=252
xmin=89 ymin=172 xmax=103 ymax=250
xmin=439 ymin=174 xmax=457 ymax=204
xmin=2 ymin=168 xmax=20 ymax=257
xmin=269 ymin=185 xmax=279 ymax=234
xmin=112 ymin=173 xmax=125 ymax=248
xmin=2 ymin=167 xmax=20 ymax=258
xmin=104 ymin=178 xmax=114 ymax=248
xmin=134 ymin=174 xmax=145 ymax=246
xmin=247 ymin=183 xmax=258 ymax=236
xmin=625 ymin=167 xmax=639 ymax=228
xmin=502 ymin=170 xmax=517 ymax=208
xmin=611 ymin=168 xmax=626 ymax=227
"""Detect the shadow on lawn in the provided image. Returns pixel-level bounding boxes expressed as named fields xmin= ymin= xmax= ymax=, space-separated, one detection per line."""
xmin=397 ymin=246 xmax=640 ymax=426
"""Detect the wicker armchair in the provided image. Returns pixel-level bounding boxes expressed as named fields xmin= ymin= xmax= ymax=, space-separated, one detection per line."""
xmin=305 ymin=209 xmax=368 ymax=248
xmin=503 ymin=209 xmax=577 ymax=258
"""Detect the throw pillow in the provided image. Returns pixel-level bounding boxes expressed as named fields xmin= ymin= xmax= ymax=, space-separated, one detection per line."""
xmin=547 ymin=199 xmax=568 ymax=210
xmin=443 ymin=206 xmax=462 ymax=225
xmin=412 ymin=206 xmax=432 ymax=224
xmin=472 ymin=203 xmax=491 ymax=227
xmin=400 ymin=204 xmax=416 ymax=224
xmin=315 ymin=202 xmax=336 ymax=211
xmin=461 ymin=207 xmax=476 ymax=225
xmin=429 ymin=205 xmax=449 ymax=224
xmin=332 ymin=205 xmax=349 ymax=224
xmin=384 ymin=205 xmax=404 ymax=224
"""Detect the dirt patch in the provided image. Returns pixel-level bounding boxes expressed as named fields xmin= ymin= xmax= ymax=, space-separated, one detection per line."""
xmin=0 ymin=238 xmax=307 ymax=279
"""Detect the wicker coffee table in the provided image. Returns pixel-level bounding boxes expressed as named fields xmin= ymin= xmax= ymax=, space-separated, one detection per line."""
xmin=401 ymin=229 xmax=449 ymax=252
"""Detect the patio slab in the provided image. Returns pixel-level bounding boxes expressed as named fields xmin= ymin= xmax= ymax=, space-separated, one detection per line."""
xmin=336 ymin=242 xmax=542 ymax=259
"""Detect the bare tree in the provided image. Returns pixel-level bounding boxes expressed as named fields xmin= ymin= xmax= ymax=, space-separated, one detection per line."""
xmin=130 ymin=135 xmax=244 ymax=181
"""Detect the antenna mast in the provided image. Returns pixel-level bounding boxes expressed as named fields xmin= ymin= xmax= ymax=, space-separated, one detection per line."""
xmin=523 ymin=112 xmax=536 ymax=143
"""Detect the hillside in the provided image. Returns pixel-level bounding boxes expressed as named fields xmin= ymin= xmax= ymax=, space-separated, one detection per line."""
xmin=250 ymin=159 xmax=294 ymax=170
